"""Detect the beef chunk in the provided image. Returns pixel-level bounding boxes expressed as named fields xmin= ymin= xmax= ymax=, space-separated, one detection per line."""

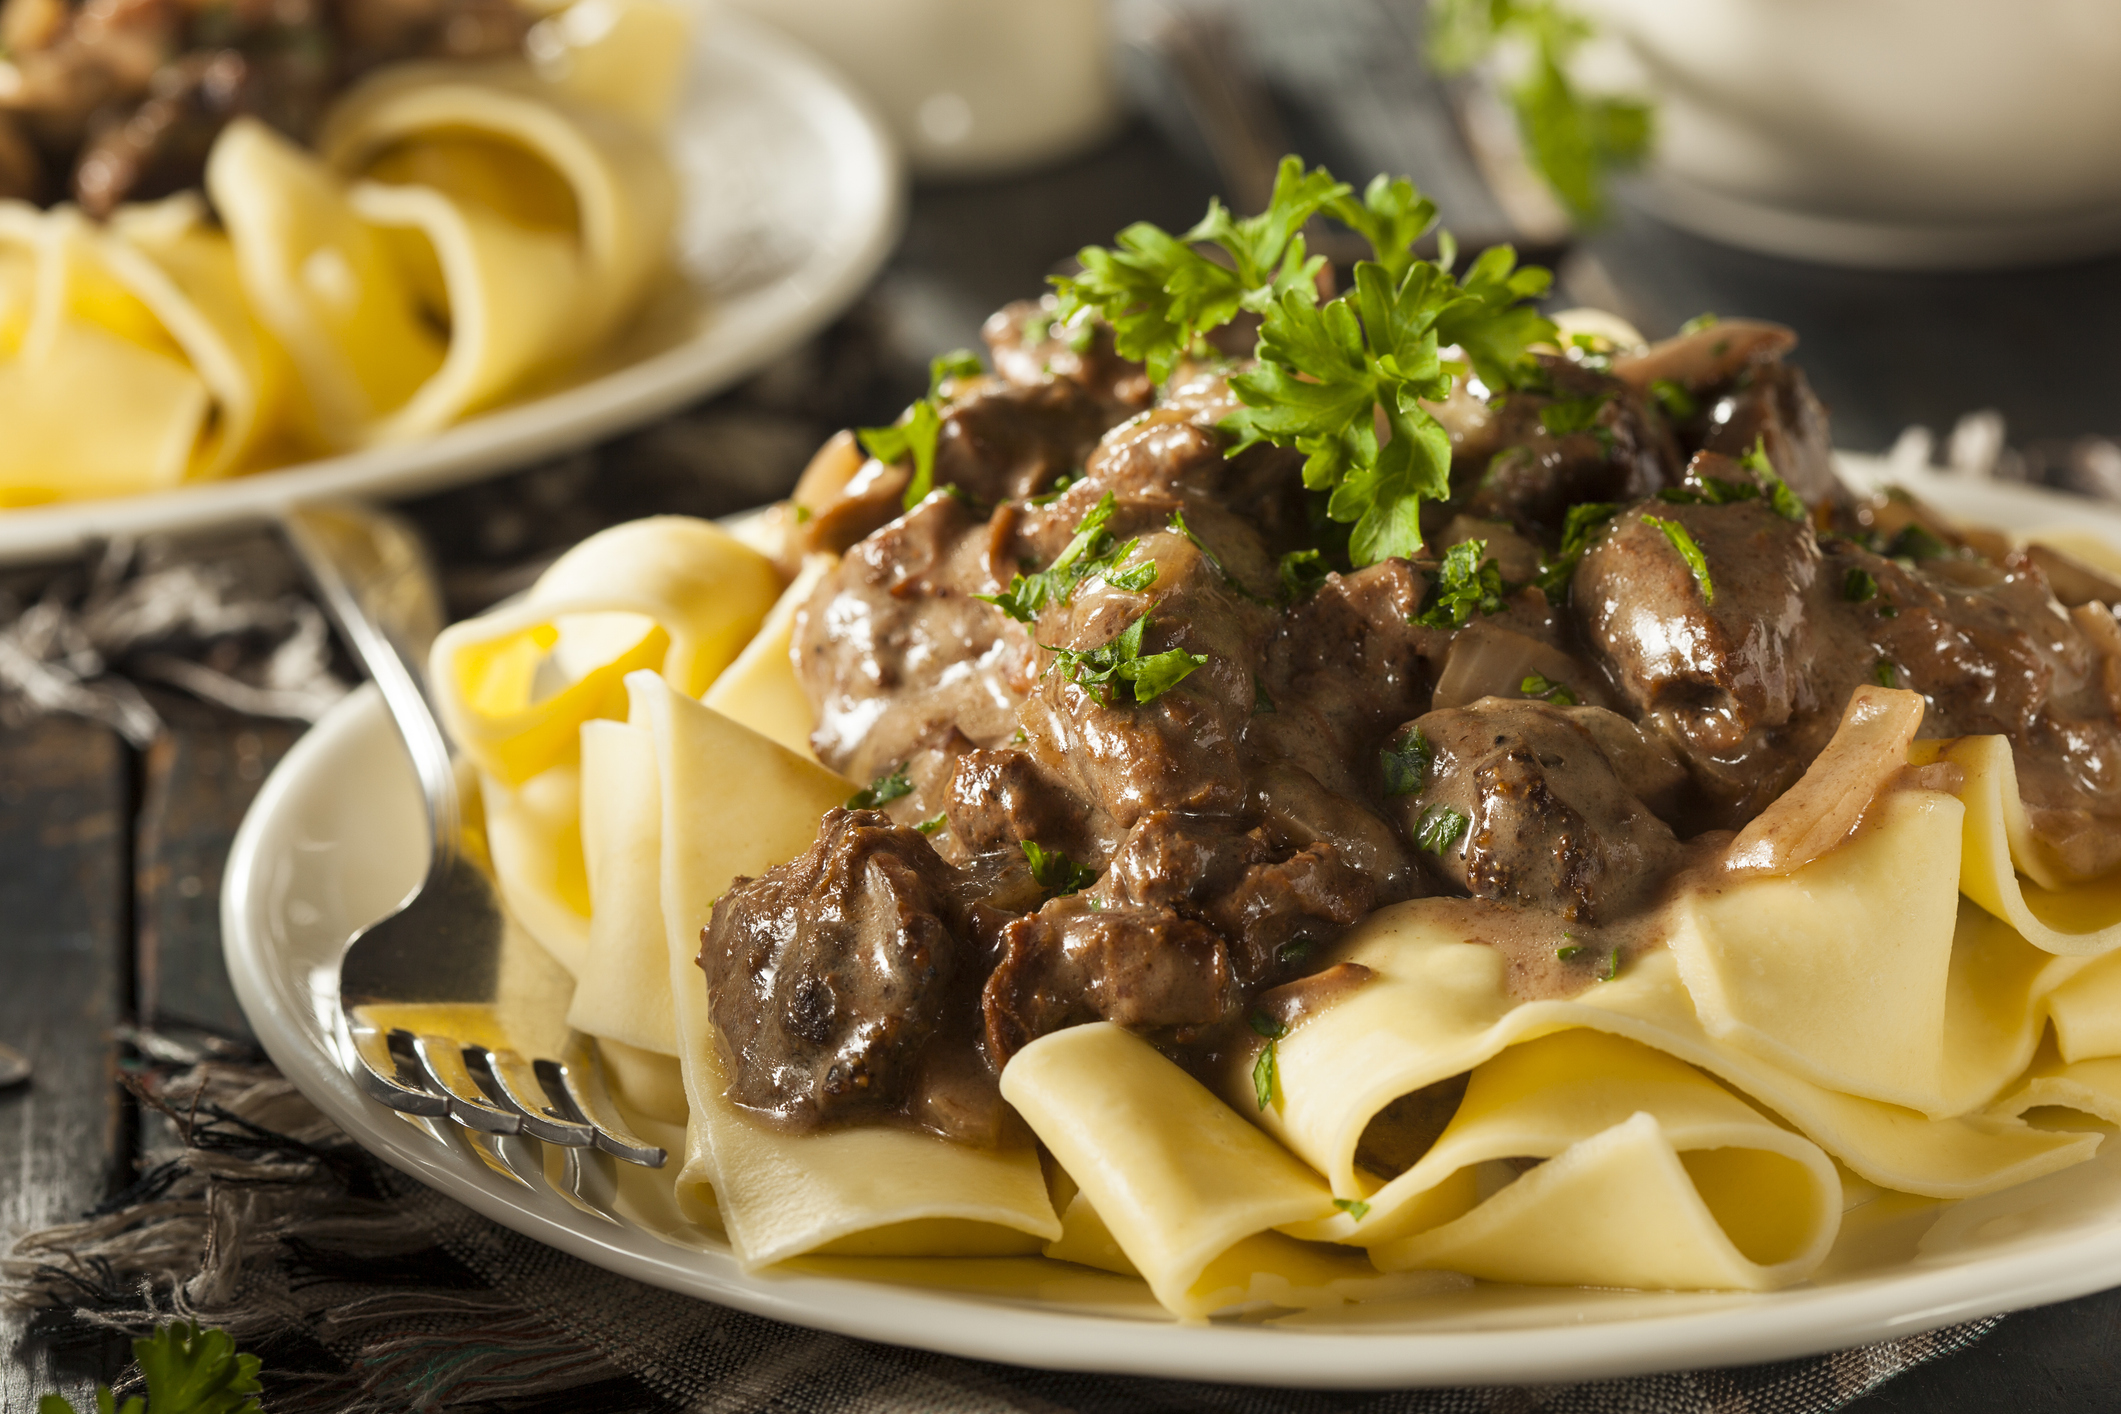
xmin=983 ymin=297 xmax=1155 ymax=416
xmin=1394 ymin=700 xmax=1687 ymax=921
xmin=1203 ymin=841 xmax=1377 ymax=982
xmin=1451 ymin=356 xmax=1681 ymax=540
xmin=982 ymin=900 xmax=1239 ymax=1065
xmin=699 ymin=808 xmax=998 ymax=1139
xmin=1573 ymin=498 xmax=1836 ymax=826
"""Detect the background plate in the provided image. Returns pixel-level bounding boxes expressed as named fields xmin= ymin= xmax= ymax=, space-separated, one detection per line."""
xmin=221 ymin=473 xmax=2121 ymax=1388
xmin=0 ymin=12 xmax=900 ymax=563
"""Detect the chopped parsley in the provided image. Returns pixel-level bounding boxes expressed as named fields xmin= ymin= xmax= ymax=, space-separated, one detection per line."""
xmin=1022 ymin=840 xmax=1098 ymax=896
xmin=1414 ymin=803 xmax=1469 ymax=854
xmin=1333 ymin=1197 xmax=1372 ymax=1221
xmin=915 ymin=814 xmax=947 ymax=837
xmin=1254 ymin=677 xmax=1277 ymax=714
xmin=1425 ymin=0 xmax=1650 ymax=224
xmin=1642 ymin=514 xmax=1715 ymax=605
xmin=1416 ymin=539 xmax=1510 ymax=629
xmin=1844 ymin=567 xmax=1879 ymax=603
xmin=1044 ymin=613 xmax=1207 ymax=706
xmin=979 ymin=493 xmax=1146 ymax=622
xmin=1380 ymin=726 xmax=1431 ymax=796
xmin=1026 ymin=473 xmax=1077 ymax=507
xmin=1649 ymin=378 xmax=1697 ymax=420
xmin=1556 ymin=943 xmax=1586 ymax=961
xmin=1250 ymin=1010 xmax=1289 ymax=1111
xmin=847 ymin=763 xmax=913 ymax=810
xmin=1278 ymin=548 xmax=1330 ymax=602
xmin=857 ymin=349 xmax=985 ymax=510
xmin=1598 ymin=947 xmax=1621 ymax=982
xmin=1741 ymin=436 xmax=1807 ymax=522
xmin=1538 ymin=392 xmax=1609 ymax=438
xmin=1056 ymin=157 xmax=1556 ymax=567
xmin=1536 ymin=499 xmax=1621 ymax=596
xmin=1169 ymin=509 xmax=1266 ymax=602
xmin=1104 ymin=556 xmax=1159 ymax=592
xmin=1886 ymin=523 xmax=1952 ymax=562
xmin=1520 ymin=672 xmax=1578 ymax=705
xmin=1874 ymin=658 xmax=1900 ymax=688
xmin=1278 ymin=937 xmax=1315 ymax=967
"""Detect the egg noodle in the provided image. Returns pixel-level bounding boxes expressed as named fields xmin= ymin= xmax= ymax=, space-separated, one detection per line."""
xmin=424 ymin=503 xmax=2121 ymax=1323
xmin=0 ymin=0 xmax=684 ymax=507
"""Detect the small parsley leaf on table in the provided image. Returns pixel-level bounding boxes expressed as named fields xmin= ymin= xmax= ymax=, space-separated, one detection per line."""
xmin=41 ymin=1322 xmax=263 ymax=1414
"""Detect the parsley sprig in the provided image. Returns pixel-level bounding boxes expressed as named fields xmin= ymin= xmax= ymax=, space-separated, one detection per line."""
xmin=857 ymin=349 xmax=985 ymax=511
xmin=41 ymin=1322 xmax=263 ymax=1414
xmin=1055 ymin=158 xmax=1557 ymax=567
xmin=1426 ymin=0 xmax=1652 ymax=225
xmin=1043 ymin=613 xmax=1206 ymax=706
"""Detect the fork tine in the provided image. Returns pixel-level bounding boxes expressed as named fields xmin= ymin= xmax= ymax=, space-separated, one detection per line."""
xmin=410 ymin=1033 xmax=525 ymax=1135
xmin=536 ymin=1039 xmax=668 ymax=1168
xmin=351 ymin=1026 xmax=450 ymax=1116
xmin=469 ymin=1046 xmax=597 ymax=1147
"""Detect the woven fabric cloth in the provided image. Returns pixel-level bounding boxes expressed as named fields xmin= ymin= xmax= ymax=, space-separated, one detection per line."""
xmin=3 ymin=1053 xmax=1993 ymax=1414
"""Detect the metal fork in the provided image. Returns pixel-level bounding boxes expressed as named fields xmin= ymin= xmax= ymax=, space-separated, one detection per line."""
xmin=281 ymin=502 xmax=666 ymax=1172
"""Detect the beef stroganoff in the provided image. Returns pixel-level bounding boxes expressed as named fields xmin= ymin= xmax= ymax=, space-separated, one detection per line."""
xmin=425 ymin=164 xmax=2121 ymax=1322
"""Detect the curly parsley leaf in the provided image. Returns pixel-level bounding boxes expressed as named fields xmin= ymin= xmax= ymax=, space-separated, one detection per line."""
xmin=1051 ymin=156 xmax=1347 ymax=383
xmin=1380 ymin=726 xmax=1431 ymax=796
xmin=41 ymin=1322 xmax=264 ymax=1414
xmin=1416 ymin=539 xmax=1510 ymax=629
xmin=1642 ymin=514 xmax=1715 ymax=605
xmin=1428 ymin=0 xmax=1651 ymax=226
xmin=1044 ymin=613 xmax=1207 ymax=706
xmin=847 ymin=763 xmax=914 ymax=810
xmin=1327 ymin=174 xmax=1438 ymax=285
xmin=857 ymin=349 xmax=986 ymax=511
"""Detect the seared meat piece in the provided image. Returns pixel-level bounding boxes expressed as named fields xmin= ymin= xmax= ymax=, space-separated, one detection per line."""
xmin=1395 ymin=700 xmax=1687 ymax=921
xmin=796 ymin=493 xmax=1033 ymax=787
xmin=1574 ymin=498 xmax=1836 ymax=826
xmin=983 ymin=296 xmax=1155 ymax=417
xmin=1450 ymin=355 xmax=1680 ymax=541
xmin=932 ymin=376 xmax=1113 ymax=505
xmin=700 ymin=808 xmax=1003 ymax=1140
xmin=1611 ymin=319 xmax=1845 ymax=513
xmin=982 ymin=899 xmax=1239 ymax=1065
xmin=945 ymin=745 xmax=1094 ymax=861
xmin=1202 ymin=841 xmax=1376 ymax=982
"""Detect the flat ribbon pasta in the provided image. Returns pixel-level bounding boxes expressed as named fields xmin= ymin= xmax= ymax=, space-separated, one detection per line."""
xmin=1003 ymin=1022 xmax=1452 ymax=1320
xmin=701 ymin=554 xmax=837 ymax=758
xmin=1353 ymin=1030 xmax=1840 ymax=1292
xmin=319 ymin=61 xmax=675 ymax=356
xmin=430 ymin=515 xmax=781 ymax=787
xmin=627 ymin=671 xmax=1059 ymax=1263
xmin=0 ymin=199 xmax=284 ymax=501
xmin=480 ymin=758 xmax=590 ymax=972
xmin=568 ymin=718 xmax=677 ymax=1056
xmin=1927 ymin=734 xmax=2121 ymax=954
xmin=1256 ymin=905 xmax=2094 ymax=1206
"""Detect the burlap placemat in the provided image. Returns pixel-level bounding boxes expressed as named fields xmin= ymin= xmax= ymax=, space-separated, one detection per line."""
xmin=3 ymin=1050 xmax=1995 ymax=1414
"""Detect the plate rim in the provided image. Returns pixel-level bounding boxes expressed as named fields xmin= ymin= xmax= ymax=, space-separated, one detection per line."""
xmin=0 ymin=11 xmax=903 ymax=565
xmin=220 ymin=473 xmax=2121 ymax=1389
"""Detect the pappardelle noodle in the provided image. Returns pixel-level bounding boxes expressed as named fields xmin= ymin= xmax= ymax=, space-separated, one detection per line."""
xmin=427 ymin=164 xmax=2121 ymax=1321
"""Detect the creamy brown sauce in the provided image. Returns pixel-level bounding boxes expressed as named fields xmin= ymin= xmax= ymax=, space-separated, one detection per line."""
xmin=695 ymin=298 xmax=2121 ymax=1144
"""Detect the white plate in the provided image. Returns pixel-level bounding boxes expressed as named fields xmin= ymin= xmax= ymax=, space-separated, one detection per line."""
xmin=0 ymin=12 xmax=900 ymax=564
xmin=221 ymin=473 xmax=2121 ymax=1389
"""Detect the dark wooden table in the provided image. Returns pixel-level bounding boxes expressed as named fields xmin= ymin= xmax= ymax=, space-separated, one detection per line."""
xmin=8 ymin=4 xmax=2121 ymax=1406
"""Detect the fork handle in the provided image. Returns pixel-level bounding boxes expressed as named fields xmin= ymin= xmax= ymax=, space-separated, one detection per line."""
xmin=283 ymin=502 xmax=461 ymax=879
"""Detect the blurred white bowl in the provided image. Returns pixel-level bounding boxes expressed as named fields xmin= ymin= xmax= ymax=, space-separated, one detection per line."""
xmin=1583 ymin=0 xmax=2121 ymax=267
xmin=719 ymin=0 xmax=1119 ymax=178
